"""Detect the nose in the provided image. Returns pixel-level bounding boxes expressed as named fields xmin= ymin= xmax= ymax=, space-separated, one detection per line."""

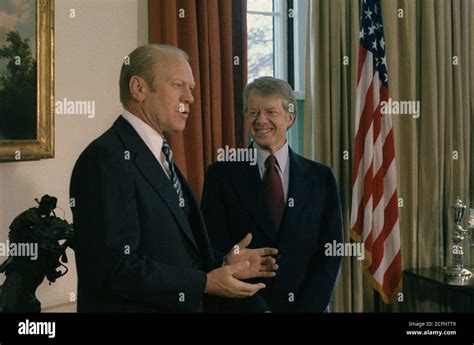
xmin=254 ymin=111 xmax=269 ymax=123
xmin=181 ymin=86 xmax=194 ymax=104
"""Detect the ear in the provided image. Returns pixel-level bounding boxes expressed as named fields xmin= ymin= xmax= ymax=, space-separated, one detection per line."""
xmin=286 ymin=112 xmax=296 ymax=130
xmin=129 ymin=76 xmax=147 ymax=102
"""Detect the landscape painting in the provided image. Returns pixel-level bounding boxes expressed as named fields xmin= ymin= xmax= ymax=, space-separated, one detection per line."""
xmin=0 ymin=0 xmax=54 ymax=161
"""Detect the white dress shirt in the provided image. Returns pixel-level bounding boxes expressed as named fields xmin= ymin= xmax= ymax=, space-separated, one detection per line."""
xmin=255 ymin=141 xmax=290 ymax=201
xmin=122 ymin=110 xmax=171 ymax=179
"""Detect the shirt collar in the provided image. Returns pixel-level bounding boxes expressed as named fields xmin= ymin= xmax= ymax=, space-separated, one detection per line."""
xmin=122 ymin=109 xmax=165 ymax=154
xmin=255 ymin=140 xmax=289 ymax=173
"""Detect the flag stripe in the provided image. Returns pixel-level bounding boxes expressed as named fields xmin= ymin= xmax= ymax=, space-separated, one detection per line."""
xmin=353 ymin=80 xmax=375 ymax=184
xmin=369 ymin=192 xmax=398 ymax=274
xmin=354 ymin=53 xmax=375 ymax=149
xmin=382 ymin=249 xmax=402 ymax=297
xmin=357 ymin=47 xmax=368 ymax=85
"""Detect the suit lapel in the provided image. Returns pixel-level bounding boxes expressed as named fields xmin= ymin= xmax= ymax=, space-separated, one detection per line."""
xmin=278 ymin=148 xmax=312 ymax=250
xmin=113 ymin=116 xmax=200 ymax=254
xmin=230 ymin=161 xmax=278 ymax=244
xmin=176 ymin=168 xmax=215 ymax=268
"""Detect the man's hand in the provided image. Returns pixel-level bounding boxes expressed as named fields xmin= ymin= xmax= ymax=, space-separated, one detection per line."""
xmin=225 ymin=233 xmax=278 ymax=280
xmin=205 ymin=261 xmax=266 ymax=298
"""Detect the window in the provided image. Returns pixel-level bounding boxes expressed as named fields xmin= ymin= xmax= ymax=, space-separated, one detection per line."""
xmin=247 ymin=0 xmax=287 ymax=82
xmin=247 ymin=0 xmax=307 ymax=94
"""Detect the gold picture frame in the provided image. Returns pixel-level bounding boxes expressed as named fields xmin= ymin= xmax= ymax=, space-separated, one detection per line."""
xmin=0 ymin=0 xmax=54 ymax=161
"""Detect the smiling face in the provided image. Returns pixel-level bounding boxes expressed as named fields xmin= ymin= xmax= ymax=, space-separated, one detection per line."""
xmin=246 ymin=91 xmax=295 ymax=153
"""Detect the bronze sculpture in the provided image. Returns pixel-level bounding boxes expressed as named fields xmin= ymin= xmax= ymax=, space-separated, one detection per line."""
xmin=0 ymin=195 xmax=74 ymax=312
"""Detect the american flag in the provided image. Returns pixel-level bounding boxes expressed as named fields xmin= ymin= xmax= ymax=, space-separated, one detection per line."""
xmin=350 ymin=0 xmax=402 ymax=304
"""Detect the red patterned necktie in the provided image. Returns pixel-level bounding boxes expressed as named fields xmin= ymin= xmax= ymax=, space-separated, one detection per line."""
xmin=263 ymin=154 xmax=285 ymax=229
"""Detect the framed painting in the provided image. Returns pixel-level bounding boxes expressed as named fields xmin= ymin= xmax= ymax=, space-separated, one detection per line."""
xmin=0 ymin=0 xmax=54 ymax=161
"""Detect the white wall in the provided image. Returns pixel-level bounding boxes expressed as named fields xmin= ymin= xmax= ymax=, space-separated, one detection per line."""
xmin=0 ymin=0 xmax=148 ymax=311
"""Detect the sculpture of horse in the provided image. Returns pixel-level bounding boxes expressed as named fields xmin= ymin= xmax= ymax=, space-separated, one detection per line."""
xmin=0 ymin=195 xmax=74 ymax=312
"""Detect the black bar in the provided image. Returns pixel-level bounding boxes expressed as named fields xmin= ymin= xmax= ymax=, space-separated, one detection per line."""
xmin=0 ymin=313 xmax=472 ymax=345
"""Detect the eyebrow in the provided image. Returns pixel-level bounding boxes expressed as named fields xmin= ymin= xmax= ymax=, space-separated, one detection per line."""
xmin=171 ymin=78 xmax=195 ymax=88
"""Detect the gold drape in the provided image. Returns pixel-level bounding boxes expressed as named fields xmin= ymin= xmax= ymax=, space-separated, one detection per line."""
xmin=304 ymin=0 xmax=473 ymax=312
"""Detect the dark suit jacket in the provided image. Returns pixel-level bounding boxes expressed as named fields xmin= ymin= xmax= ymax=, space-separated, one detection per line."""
xmin=201 ymin=147 xmax=343 ymax=312
xmin=70 ymin=116 xmax=215 ymax=312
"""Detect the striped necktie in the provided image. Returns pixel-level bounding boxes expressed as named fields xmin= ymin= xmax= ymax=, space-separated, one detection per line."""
xmin=161 ymin=139 xmax=184 ymax=203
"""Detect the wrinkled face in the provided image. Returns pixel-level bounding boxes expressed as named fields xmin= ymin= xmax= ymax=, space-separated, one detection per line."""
xmin=246 ymin=92 xmax=295 ymax=152
xmin=143 ymin=55 xmax=195 ymax=135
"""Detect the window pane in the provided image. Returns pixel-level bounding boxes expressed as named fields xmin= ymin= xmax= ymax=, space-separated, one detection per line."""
xmin=247 ymin=13 xmax=274 ymax=81
xmin=248 ymin=0 xmax=274 ymax=13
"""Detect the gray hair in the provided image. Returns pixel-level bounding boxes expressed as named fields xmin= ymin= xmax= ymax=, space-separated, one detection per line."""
xmin=119 ymin=44 xmax=189 ymax=104
xmin=242 ymin=77 xmax=296 ymax=115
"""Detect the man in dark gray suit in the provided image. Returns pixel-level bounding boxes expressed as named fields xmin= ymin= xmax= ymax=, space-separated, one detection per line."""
xmin=202 ymin=77 xmax=343 ymax=312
